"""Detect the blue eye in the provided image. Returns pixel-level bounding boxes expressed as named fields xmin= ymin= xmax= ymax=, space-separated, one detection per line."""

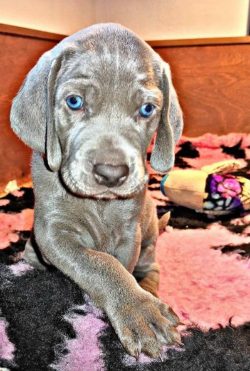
xmin=66 ymin=95 xmax=84 ymax=110
xmin=139 ymin=103 xmax=155 ymax=118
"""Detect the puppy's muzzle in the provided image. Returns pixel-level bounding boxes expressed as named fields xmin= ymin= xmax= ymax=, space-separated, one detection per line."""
xmin=93 ymin=163 xmax=129 ymax=188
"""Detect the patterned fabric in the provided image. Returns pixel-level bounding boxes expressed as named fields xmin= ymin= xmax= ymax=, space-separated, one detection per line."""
xmin=0 ymin=133 xmax=250 ymax=370
xmin=204 ymin=173 xmax=243 ymax=212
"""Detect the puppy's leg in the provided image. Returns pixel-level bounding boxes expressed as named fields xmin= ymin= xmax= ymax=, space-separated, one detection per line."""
xmin=115 ymin=225 xmax=159 ymax=296
xmin=133 ymin=228 xmax=160 ymax=297
xmin=134 ymin=262 xmax=160 ymax=297
xmin=24 ymin=235 xmax=51 ymax=270
xmin=134 ymin=194 xmax=160 ymax=297
xmin=34 ymin=217 xmax=181 ymax=358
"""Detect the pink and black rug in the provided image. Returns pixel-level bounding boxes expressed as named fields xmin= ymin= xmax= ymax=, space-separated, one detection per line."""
xmin=0 ymin=133 xmax=250 ymax=370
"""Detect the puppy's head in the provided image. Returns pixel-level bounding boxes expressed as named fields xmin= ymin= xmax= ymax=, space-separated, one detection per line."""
xmin=11 ymin=23 xmax=183 ymax=199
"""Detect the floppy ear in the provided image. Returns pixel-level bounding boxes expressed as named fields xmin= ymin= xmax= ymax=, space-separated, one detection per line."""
xmin=45 ymin=59 xmax=62 ymax=171
xmin=150 ymin=62 xmax=183 ymax=173
xmin=10 ymin=53 xmax=62 ymax=171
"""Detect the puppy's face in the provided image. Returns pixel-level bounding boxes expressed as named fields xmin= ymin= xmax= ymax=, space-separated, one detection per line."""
xmin=11 ymin=24 xmax=183 ymax=193
xmin=56 ymin=48 xmax=163 ymax=198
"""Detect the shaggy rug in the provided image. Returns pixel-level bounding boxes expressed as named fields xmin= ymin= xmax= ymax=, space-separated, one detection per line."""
xmin=0 ymin=133 xmax=250 ymax=370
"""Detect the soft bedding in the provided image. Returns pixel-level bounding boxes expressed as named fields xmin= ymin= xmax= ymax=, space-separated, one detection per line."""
xmin=0 ymin=133 xmax=249 ymax=370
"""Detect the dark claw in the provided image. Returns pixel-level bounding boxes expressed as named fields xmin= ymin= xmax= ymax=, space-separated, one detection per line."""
xmin=134 ymin=350 xmax=140 ymax=361
xmin=159 ymin=353 xmax=164 ymax=362
xmin=173 ymin=335 xmax=184 ymax=347
xmin=168 ymin=307 xmax=180 ymax=325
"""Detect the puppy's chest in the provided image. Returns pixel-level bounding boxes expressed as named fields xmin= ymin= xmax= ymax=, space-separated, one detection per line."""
xmin=80 ymin=200 xmax=140 ymax=255
xmin=101 ymin=219 xmax=135 ymax=255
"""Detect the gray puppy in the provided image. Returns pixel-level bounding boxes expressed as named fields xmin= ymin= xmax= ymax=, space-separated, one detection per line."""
xmin=10 ymin=23 xmax=183 ymax=358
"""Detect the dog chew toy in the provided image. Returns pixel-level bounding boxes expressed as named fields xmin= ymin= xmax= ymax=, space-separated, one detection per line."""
xmin=160 ymin=160 xmax=250 ymax=215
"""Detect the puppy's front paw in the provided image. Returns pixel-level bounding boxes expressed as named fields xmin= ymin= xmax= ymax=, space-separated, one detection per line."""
xmin=110 ymin=291 xmax=181 ymax=358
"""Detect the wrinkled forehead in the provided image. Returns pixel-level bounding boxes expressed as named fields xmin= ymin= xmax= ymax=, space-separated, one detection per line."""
xmin=59 ymin=35 xmax=161 ymax=90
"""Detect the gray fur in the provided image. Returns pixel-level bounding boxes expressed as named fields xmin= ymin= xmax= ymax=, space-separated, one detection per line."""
xmin=10 ymin=23 xmax=183 ymax=358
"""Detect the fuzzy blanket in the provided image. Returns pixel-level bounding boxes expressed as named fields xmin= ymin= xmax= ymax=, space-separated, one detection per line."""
xmin=0 ymin=133 xmax=250 ymax=370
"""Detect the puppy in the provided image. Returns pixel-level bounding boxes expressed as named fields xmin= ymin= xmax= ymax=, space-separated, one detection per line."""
xmin=10 ymin=23 xmax=183 ymax=358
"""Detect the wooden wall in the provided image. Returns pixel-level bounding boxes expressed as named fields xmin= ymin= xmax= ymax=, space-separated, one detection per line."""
xmin=0 ymin=24 xmax=250 ymax=190
xmin=153 ymin=38 xmax=250 ymax=137
xmin=0 ymin=25 xmax=61 ymax=190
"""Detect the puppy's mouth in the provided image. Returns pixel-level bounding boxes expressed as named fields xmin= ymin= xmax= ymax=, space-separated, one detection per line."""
xmin=60 ymin=168 xmax=148 ymax=199
xmin=92 ymin=179 xmax=148 ymax=199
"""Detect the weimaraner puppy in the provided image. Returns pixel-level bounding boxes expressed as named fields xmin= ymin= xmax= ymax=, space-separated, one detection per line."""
xmin=10 ymin=23 xmax=183 ymax=358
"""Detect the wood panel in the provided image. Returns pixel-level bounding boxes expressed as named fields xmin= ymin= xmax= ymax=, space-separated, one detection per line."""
xmin=155 ymin=44 xmax=250 ymax=136
xmin=0 ymin=31 xmax=58 ymax=190
xmin=148 ymin=36 xmax=250 ymax=47
xmin=0 ymin=23 xmax=64 ymax=41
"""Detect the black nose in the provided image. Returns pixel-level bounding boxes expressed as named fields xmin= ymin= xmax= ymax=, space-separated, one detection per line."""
xmin=93 ymin=163 xmax=129 ymax=187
